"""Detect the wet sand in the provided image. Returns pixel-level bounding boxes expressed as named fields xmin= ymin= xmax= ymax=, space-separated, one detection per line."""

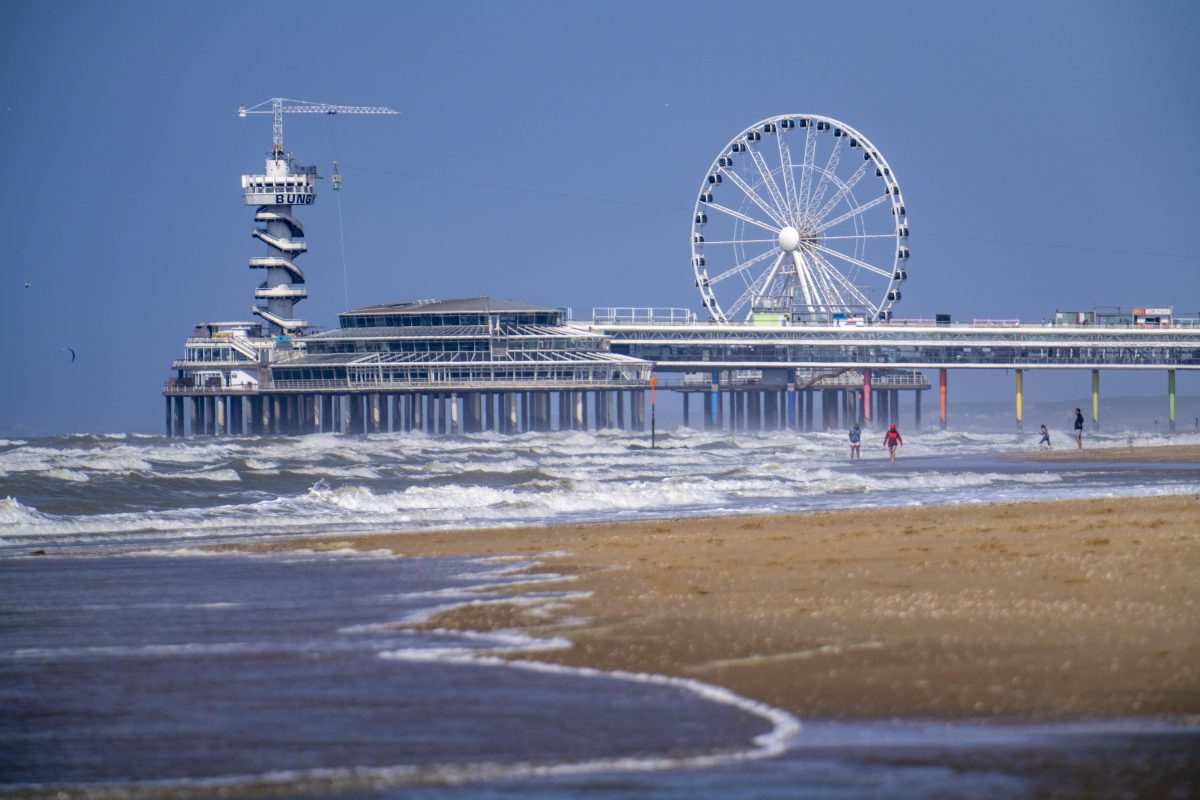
xmin=335 ymin=487 xmax=1200 ymax=722
xmin=1012 ymin=442 xmax=1200 ymax=463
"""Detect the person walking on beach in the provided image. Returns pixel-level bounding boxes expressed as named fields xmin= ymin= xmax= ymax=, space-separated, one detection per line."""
xmin=1074 ymin=407 xmax=1084 ymax=449
xmin=1038 ymin=423 xmax=1051 ymax=449
xmin=883 ymin=423 xmax=903 ymax=463
xmin=848 ymin=423 xmax=862 ymax=460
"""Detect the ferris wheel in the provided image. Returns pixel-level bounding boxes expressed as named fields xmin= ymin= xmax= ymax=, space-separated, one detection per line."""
xmin=691 ymin=115 xmax=908 ymax=323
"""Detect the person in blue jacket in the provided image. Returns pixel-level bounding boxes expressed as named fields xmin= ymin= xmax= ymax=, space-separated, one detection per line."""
xmin=848 ymin=423 xmax=862 ymax=460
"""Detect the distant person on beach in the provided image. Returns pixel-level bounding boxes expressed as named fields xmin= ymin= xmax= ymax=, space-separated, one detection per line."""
xmin=848 ymin=424 xmax=861 ymax=460
xmin=1038 ymin=424 xmax=1051 ymax=449
xmin=883 ymin=423 xmax=903 ymax=463
xmin=1074 ymin=407 xmax=1085 ymax=449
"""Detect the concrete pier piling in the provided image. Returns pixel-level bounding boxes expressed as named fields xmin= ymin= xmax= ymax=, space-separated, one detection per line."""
xmin=1092 ymin=369 xmax=1100 ymax=431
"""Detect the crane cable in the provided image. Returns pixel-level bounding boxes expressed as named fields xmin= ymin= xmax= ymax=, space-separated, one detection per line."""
xmin=329 ymin=116 xmax=351 ymax=309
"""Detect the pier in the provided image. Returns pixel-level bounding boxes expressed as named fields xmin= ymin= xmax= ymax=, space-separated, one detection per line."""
xmin=163 ymin=111 xmax=1198 ymax=436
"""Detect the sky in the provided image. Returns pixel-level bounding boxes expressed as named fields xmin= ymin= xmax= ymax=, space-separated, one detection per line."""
xmin=1 ymin=0 xmax=1198 ymax=435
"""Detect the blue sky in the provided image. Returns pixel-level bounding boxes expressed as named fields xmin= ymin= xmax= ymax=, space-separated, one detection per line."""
xmin=1 ymin=0 xmax=1198 ymax=434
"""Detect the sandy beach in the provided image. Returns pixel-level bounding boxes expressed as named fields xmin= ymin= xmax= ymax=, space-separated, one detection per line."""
xmin=328 ymin=446 xmax=1200 ymax=722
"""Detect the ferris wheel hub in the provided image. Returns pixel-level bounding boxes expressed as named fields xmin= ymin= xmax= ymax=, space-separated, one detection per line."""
xmin=778 ymin=226 xmax=801 ymax=252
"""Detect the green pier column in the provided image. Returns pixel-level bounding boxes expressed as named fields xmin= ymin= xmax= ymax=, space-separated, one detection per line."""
xmin=1015 ymin=369 xmax=1024 ymax=432
xmin=1091 ymin=370 xmax=1100 ymax=431
xmin=1168 ymin=370 xmax=1176 ymax=433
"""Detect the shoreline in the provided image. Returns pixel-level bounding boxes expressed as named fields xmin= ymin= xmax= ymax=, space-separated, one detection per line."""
xmin=326 ymin=487 xmax=1199 ymax=722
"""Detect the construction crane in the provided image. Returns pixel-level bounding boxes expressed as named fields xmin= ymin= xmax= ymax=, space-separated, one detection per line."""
xmin=237 ymin=97 xmax=399 ymax=159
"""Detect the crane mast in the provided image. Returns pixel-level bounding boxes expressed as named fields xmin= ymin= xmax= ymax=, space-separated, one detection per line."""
xmin=236 ymin=97 xmax=398 ymax=334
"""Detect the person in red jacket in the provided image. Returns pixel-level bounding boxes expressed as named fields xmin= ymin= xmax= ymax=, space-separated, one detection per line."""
xmin=884 ymin=423 xmax=903 ymax=463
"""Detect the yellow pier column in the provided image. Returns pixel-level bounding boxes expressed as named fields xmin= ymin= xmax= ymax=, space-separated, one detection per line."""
xmin=1015 ymin=369 xmax=1024 ymax=432
xmin=1091 ymin=370 xmax=1100 ymax=431
xmin=1169 ymin=370 xmax=1176 ymax=433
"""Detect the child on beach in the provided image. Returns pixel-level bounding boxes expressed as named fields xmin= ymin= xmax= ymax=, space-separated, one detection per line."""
xmin=1038 ymin=424 xmax=1051 ymax=449
xmin=848 ymin=424 xmax=861 ymax=459
xmin=1074 ymin=407 xmax=1084 ymax=449
xmin=883 ymin=423 xmax=903 ymax=463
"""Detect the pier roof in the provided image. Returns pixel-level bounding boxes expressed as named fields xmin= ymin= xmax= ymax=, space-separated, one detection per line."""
xmin=343 ymin=296 xmax=560 ymax=315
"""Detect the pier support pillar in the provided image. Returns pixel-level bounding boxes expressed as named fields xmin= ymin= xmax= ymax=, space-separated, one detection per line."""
xmin=570 ymin=391 xmax=583 ymax=430
xmin=764 ymin=391 xmax=777 ymax=431
xmin=939 ymin=369 xmax=948 ymax=430
xmin=682 ymin=393 xmax=690 ymax=428
xmin=173 ymin=396 xmax=186 ymax=437
xmin=450 ymin=393 xmax=459 ymax=434
xmin=348 ymin=394 xmax=364 ymax=434
xmin=436 ymin=394 xmax=446 ymax=434
xmin=1015 ymin=369 xmax=1024 ymax=432
xmin=1168 ymin=370 xmax=1176 ymax=433
xmin=890 ymin=390 xmax=899 ymax=426
xmin=786 ymin=373 xmax=797 ymax=430
xmin=509 ymin=393 xmax=521 ymax=433
xmin=413 ymin=394 xmax=425 ymax=432
xmin=804 ymin=389 xmax=813 ymax=431
xmin=914 ymin=387 xmax=922 ymax=431
xmin=164 ymin=397 xmax=172 ymax=436
xmin=749 ymin=391 xmax=762 ymax=432
xmin=322 ymin=396 xmax=334 ymax=433
xmin=367 ymin=393 xmax=381 ymax=431
xmin=862 ymin=369 xmax=872 ymax=428
xmin=1092 ymin=370 xmax=1100 ymax=431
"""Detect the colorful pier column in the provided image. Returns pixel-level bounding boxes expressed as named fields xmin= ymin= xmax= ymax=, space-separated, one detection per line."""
xmin=1168 ymin=370 xmax=1176 ymax=433
xmin=938 ymin=369 xmax=948 ymax=430
xmin=1015 ymin=369 xmax=1024 ymax=432
xmin=1091 ymin=370 xmax=1100 ymax=431
xmin=862 ymin=369 xmax=872 ymax=428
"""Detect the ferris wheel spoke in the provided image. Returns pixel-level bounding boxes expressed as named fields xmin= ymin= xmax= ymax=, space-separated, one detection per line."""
xmin=705 ymin=202 xmax=780 ymax=235
xmin=820 ymin=233 xmax=897 ymax=241
xmin=776 ymin=129 xmax=800 ymax=221
xmin=796 ymin=124 xmax=818 ymax=219
xmin=718 ymin=168 xmax=788 ymax=228
xmin=701 ymin=238 xmax=778 ymax=245
xmin=803 ymin=249 xmax=847 ymax=311
xmin=707 ymin=247 xmax=778 ymax=285
xmin=744 ymin=144 xmax=790 ymax=220
xmin=805 ymin=138 xmax=845 ymax=220
xmin=811 ymin=160 xmax=871 ymax=225
xmin=727 ymin=263 xmax=777 ymax=318
xmin=808 ymin=248 xmax=876 ymax=311
xmin=815 ymin=194 xmax=889 ymax=234
xmin=809 ymin=242 xmax=892 ymax=278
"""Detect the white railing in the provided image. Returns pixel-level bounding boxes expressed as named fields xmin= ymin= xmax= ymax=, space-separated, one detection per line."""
xmin=592 ymin=307 xmax=698 ymax=325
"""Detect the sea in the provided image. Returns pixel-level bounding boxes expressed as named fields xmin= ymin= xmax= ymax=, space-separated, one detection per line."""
xmin=2 ymin=426 xmax=1198 ymax=799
